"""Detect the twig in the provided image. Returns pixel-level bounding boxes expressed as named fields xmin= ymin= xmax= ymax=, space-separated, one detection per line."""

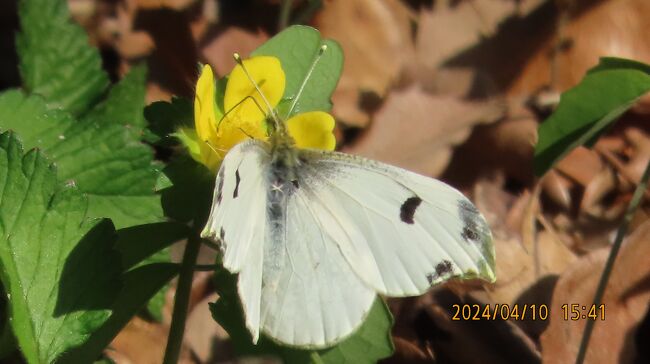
xmin=163 ymin=232 xmax=202 ymax=364
xmin=594 ymin=144 xmax=650 ymax=199
xmin=575 ymin=159 xmax=650 ymax=364
xmin=278 ymin=0 xmax=294 ymax=31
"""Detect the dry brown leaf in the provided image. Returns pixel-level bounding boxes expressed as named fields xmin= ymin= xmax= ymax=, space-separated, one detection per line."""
xmin=623 ymin=127 xmax=650 ymax=183
xmin=98 ymin=1 xmax=156 ymax=60
xmin=422 ymin=290 xmax=541 ymax=364
xmin=540 ymin=170 xmax=572 ymax=210
xmin=185 ymin=293 xmax=231 ymax=363
xmin=344 ymin=86 xmax=504 ymax=177
xmin=68 ymin=0 xmax=97 ymax=28
xmin=509 ymin=0 xmax=650 ymax=95
xmin=383 ymin=336 xmax=432 ymax=364
xmin=581 ymin=166 xmax=618 ymax=217
xmin=314 ymin=0 xmax=415 ymax=127
xmin=201 ymin=26 xmax=269 ymax=77
xmin=134 ymin=7 xmax=199 ymax=99
xmin=483 ymin=189 xmax=576 ymax=305
xmin=540 ymin=221 xmax=650 ymax=364
xmin=555 ymin=146 xmax=603 ymax=187
xmin=416 ymin=0 xmax=516 ymax=70
xmin=136 ymin=0 xmax=198 ymax=10
xmin=107 ymin=317 xmax=194 ymax=364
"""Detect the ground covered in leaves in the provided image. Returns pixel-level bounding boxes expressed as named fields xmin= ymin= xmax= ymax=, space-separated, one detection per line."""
xmin=1 ymin=0 xmax=650 ymax=363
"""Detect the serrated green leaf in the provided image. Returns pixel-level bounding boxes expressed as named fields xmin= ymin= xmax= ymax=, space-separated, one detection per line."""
xmin=159 ymin=155 xmax=215 ymax=225
xmin=115 ymin=222 xmax=187 ymax=271
xmin=114 ymin=222 xmax=188 ymax=320
xmin=252 ymin=25 xmax=343 ymax=118
xmin=210 ymin=267 xmax=394 ymax=364
xmin=82 ymin=65 xmax=148 ymax=130
xmin=0 ymin=89 xmax=162 ymax=228
xmin=0 ymin=132 xmax=122 ymax=364
xmin=0 ymin=290 xmax=16 ymax=360
xmin=55 ymin=263 xmax=179 ymax=364
xmin=534 ymin=57 xmax=650 ymax=176
xmin=16 ymin=0 xmax=109 ymax=115
xmin=144 ymin=97 xmax=193 ymax=145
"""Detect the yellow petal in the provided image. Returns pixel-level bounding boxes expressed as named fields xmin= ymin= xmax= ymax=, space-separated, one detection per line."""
xmin=216 ymin=118 xmax=267 ymax=154
xmin=175 ymin=127 xmax=221 ymax=171
xmin=224 ymin=56 xmax=285 ymax=123
xmin=287 ymin=111 xmax=336 ymax=151
xmin=194 ymin=64 xmax=218 ymax=144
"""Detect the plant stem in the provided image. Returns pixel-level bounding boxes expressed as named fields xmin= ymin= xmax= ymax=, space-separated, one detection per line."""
xmin=193 ymin=264 xmax=216 ymax=271
xmin=163 ymin=232 xmax=202 ymax=364
xmin=292 ymin=0 xmax=323 ymax=26
xmin=575 ymin=159 xmax=650 ymax=364
xmin=278 ymin=0 xmax=294 ymax=31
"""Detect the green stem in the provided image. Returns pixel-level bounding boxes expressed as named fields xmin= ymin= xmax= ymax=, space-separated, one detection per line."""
xmin=278 ymin=0 xmax=294 ymax=31
xmin=575 ymin=159 xmax=650 ymax=364
xmin=193 ymin=264 xmax=216 ymax=271
xmin=292 ymin=0 xmax=323 ymax=25
xmin=163 ymin=232 xmax=202 ymax=364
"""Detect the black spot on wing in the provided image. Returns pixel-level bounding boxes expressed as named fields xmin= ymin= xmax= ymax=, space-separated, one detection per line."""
xmin=462 ymin=226 xmax=479 ymax=241
xmin=233 ymin=169 xmax=241 ymax=198
xmin=426 ymin=260 xmax=454 ymax=284
xmin=216 ymin=166 xmax=225 ymax=205
xmin=400 ymin=196 xmax=422 ymax=224
xmin=458 ymin=199 xmax=483 ymax=244
xmin=291 ymin=180 xmax=299 ymax=189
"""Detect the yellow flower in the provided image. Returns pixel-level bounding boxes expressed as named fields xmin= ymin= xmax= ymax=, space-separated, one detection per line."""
xmin=185 ymin=56 xmax=336 ymax=171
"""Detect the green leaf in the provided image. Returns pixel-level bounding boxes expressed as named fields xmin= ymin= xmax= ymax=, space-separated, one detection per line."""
xmin=16 ymin=0 xmax=109 ymax=115
xmin=115 ymin=222 xmax=188 ymax=271
xmin=0 ymin=286 xmax=17 ymax=360
xmin=252 ymin=25 xmax=343 ymax=118
xmin=534 ymin=57 xmax=650 ymax=176
xmin=0 ymin=131 xmax=122 ymax=364
xmin=114 ymin=222 xmax=188 ymax=320
xmin=55 ymin=263 xmax=179 ymax=364
xmin=144 ymin=97 xmax=193 ymax=145
xmin=0 ymin=89 xmax=162 ymax=229
xmin=82 ymin=65 xmax=148 ymax=131
xmin=159 ymin=155 xmax=215 ymax=225
xmin=210 ymin=267 xmax=394 ymax=364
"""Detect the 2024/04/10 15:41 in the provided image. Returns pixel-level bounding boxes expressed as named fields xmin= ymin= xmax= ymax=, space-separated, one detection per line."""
xmin=561 ymin=304 xmax=606 ymax=321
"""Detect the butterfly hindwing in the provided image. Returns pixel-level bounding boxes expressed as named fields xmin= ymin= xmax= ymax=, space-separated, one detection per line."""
xmin=260 ymin=181 xmax=376 ymax=347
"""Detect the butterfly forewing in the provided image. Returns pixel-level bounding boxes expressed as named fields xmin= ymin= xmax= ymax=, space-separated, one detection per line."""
xmin=202 ymin=141 xmax=269 ymax=273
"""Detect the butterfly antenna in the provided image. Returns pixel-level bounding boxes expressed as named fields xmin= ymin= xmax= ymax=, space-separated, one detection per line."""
xmin=238 ymin=127 xmax=255 ymax=139
xmin=287 ymin=44 xmax=327 ymax=116
xmin=233 ymin=53 xmax=281 ymax=128
xmin=205 ymin=140 xmax=227 ymax=155
xmin=217 ymin=95 xmax=266 ymax=130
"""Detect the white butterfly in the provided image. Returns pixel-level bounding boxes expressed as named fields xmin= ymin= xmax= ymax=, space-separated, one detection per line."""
xmin=201 ymin=52 xmax=496 ymax=348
